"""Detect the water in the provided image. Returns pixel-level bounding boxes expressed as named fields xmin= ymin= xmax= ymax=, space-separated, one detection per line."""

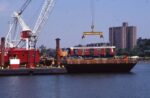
xmin=0 ymin=63 xmax=150 ymax=98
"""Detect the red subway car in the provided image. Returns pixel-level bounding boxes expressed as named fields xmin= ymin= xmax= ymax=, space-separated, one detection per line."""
xmin=68 ymin=46 xmax=115 ymax=57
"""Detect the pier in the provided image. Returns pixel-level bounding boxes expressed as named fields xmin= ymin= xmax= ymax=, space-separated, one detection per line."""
xmin=0 ymin=67 xmax=67 ymax=76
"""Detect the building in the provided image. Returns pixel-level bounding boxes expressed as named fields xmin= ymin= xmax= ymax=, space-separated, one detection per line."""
xmin=109 ymin=22 xmax=137 ymax=50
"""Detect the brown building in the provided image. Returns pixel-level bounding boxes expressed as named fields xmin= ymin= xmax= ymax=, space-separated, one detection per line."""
xmin=109 ymin=22 xmax=137 ymax=50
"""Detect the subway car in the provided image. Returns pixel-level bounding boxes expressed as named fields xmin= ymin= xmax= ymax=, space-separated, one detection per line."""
xmin=68 ymin=46 xmax=116 ymax=58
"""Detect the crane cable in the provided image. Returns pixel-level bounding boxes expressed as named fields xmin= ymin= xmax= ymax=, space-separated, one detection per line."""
xmin=82 ymin=0 xmax=103 ymax=40
xmin=82 ymin=0 xmax=95 ymax=39
xmin=91 ymin=0 xmax=95 ymax=32
xmin=19 ymin=0 xmax=32 ymax=15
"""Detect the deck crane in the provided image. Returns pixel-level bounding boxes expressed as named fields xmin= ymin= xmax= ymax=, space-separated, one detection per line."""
xmin=5 ymin=0 xmax=32 ymax=49
xmin=13 ymin=11 xmax=32 ymax=50
xmin=5 ymin=0 xmax=56 ymax=50
xmin=3 ymin=0 xmax=56 ymax=68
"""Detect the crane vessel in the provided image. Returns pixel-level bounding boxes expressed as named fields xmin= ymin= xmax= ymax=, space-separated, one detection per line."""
xmin=0 ymin=0 xmax=67 ymax=75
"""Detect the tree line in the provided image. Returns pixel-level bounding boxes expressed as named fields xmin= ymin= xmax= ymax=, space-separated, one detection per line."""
xmin=39 ymin=37 xmax=150 ymax=57
xmin=116 ymin=37 xmax=150 ymax=57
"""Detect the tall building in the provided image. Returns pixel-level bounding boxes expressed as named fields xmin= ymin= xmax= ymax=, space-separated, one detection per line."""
xmin=109 ymin=22 xmax=137 ymax=50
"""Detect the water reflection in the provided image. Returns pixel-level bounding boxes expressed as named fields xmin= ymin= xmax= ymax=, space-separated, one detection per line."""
xmin=0 ymin=63 xmax=150 ymax=98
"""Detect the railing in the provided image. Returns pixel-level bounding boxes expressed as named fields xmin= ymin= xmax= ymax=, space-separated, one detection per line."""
xmin=61 ymin=58 xmax=138 ymax=65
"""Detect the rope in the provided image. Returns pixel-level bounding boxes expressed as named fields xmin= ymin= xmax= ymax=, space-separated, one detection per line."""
xmin=91 ymin=0 xmax=95 ymax=32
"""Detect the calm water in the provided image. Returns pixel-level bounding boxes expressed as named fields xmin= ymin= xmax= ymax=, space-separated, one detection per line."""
xmin=0 ymin=62 xmax=150 ymax=98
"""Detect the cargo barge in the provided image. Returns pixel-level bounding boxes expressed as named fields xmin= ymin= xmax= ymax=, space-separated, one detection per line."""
xmin=62 ymin=59 xmax=137 ymax=73
xmin=60 ymin=46 xmax=137 ymax=73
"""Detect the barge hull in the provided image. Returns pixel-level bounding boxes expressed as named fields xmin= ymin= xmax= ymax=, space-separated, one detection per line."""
xmin=64 ymin=63 xmax=136 ymax=73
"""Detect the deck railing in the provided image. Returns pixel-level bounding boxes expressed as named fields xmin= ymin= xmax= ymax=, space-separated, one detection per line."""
xmin=61 ymin=58 xmax=137 ymax=64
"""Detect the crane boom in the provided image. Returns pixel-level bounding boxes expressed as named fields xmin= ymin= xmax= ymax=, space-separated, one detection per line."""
xmin=29 ymin=0 xmax=56 ymax=49
xmin=33 ymin=0 xmax=55 ymax=35
xmin=5 ymin=0 xmax=56 ymax=50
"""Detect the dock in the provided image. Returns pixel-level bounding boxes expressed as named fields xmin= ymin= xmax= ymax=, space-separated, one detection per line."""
xmin=0 ymin=67 xmax=67 ymax=76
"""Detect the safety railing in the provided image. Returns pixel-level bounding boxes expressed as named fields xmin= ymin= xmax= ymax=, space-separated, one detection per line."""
xmin=61 ymin=58 xmax=138 ymax=64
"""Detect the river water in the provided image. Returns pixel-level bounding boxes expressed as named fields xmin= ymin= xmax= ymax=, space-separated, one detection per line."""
xmin=0 ymin=62 xmax=150 ymax=98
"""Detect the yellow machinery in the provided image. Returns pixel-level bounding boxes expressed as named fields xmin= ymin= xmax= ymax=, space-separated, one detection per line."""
xmin=82 ymin=31 xmax=103 ymax=39
xmin=82 ymin=0 xmax=104 ymax=39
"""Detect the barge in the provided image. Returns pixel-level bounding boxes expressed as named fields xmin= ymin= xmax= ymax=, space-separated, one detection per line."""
xmin=61 ymin=46 xmax=137 ymax=73
xmin=62 ymin=58 xmax=137 ymax=73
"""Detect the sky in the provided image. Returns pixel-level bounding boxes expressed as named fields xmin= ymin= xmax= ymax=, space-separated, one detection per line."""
xmin=0 ymin=0 xmax=150 ymax=48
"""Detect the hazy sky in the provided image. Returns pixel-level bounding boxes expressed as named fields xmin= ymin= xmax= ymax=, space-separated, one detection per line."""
xmin=0 ymin=0 xmax=150 ymax=48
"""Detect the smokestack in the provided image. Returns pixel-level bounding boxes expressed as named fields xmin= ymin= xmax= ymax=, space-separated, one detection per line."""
xmin=1 ymin=37 xmax=5 ymax=67
xmin=55 ymin=38 xmax=61 ymax=66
